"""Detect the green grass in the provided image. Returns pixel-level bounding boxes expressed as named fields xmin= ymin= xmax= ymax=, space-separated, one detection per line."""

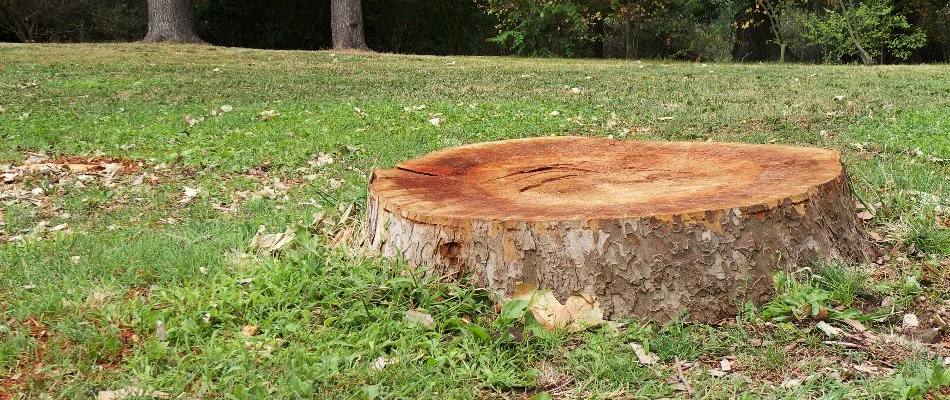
xmin=1 ymin=44 xmax=949 ymax=399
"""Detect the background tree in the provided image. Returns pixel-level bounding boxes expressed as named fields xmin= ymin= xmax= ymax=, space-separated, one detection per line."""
xmin=836 ymin=0 xmax=875 ymax=64
xmin=143 ymin=0 xmax=201 ymax=43
xmin=331 ymin=0 xmax=369 ymax=50
xmin=609 ymin=0 xmax=670 ymax=58
xmin=0 ymin=0 xmax=144 ymax=42
xmin=752 ymin=0 xmax=806 ymax=61
xmin=806 ymin=0 xmax=925 ymax=63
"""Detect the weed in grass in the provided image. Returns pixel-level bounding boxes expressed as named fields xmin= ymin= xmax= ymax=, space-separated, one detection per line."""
xmin=890 ymin=358 xmax=950 ymax=399
xmin=814 ymin=262 xmax=872 ymax=307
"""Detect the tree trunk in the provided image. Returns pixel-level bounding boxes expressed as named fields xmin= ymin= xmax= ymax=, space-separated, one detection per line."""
xmin=839 ymin=0 xmax=873 ymax=66
xmin=143 ymin=0 xmax=202 ymax=43
xmin=733 ymin=3 xmax=776 ymax=62
xmin=331 ymin=0 xmax=369 ymax=50
xmin=368 ymin=137 xmax=871 ymax=323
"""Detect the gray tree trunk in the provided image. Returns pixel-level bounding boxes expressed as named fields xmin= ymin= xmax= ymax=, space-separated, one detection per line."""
xmin=838 ymin=0 xmax=873 ymax=66
xmin=143 ymin=0 xmax=202 ymax=43
xmin=331 ymin=0 xmax=369 ymax=50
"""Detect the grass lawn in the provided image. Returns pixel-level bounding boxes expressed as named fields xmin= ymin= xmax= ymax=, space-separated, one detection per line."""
xmin=1 ymin=44 xmax=949 ymax=399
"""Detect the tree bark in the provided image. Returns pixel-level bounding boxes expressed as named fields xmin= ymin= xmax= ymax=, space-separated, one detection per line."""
xmin=143 ymin=0 xmax=202 ymax=43
xmin=368 ymin=137 xmax=871 ymax=323
xmin=331 ymin=0 xmax=369 ymax=50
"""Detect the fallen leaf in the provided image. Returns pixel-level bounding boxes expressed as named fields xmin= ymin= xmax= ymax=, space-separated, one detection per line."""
xmin=550 ymin=110 xmax=560 ymax=116
xmin=373 ymin=357 xmax=397 ymax=371
xmin=720 ymin=358 xmax=732 ymax=372
xmin=97 ymin=387 xmax=170 ymax=400
xmin=569 ymin=87 xmax=581 ymax=94
xmin=328 ymin=178 xmax=345 ymax=190
xmin=512 ymin=283 xmax=605 ymax=332
xmin=241 ymin=325 xmax=260 ymax=336
xmin=249 ymin=225 xmax=296 ymax=253
xmin=178 ymin=186 xmax=200 ymax=204
xmin=428 ymin=117 xmax=442 ymax=126
xmin=816 ymin=321 xmax=843 ymax=338
xmin=183 ymin=115 xmax=197 ymax=128
xmin=405 ymin=309 xmax=435 ymax=328
xmin=564 ymin=293 xmax=605 ymax=332
xmin=155 ymin=320 xmax=167 ymax=341
xmin=98 ymin=387 xmax=145 ymax=400
xmin=258 ymin=110 xmax=280 ymax=121
xmin=629 ymin=342 xmax=657 ymax=365
xmin=657 ymin=116 xmax=674 ymax=121
xmin=309 ymin=153 xmax=334 ymax=167
xmin=856 ymin=211 xmax=874 ymax=220
xmin=220 ymin=104 xmax=233 ymax=113
xmin=902 ymin=313 xmax=920 ymax=328
xmin=513 ymin=283 xmax=570 ymax=330
xmin=22 ymin=284 xmax=36 ymax=290
xmin=780 ymin=378 xmax=801 ymax=389
xmin=842 ymin=318 xmax=867 ymax=333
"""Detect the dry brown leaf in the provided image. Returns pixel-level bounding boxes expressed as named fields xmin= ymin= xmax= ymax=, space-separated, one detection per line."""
xmin=512 ymin=283 xmax=605 ymax=332
xmin=97 ymin=387 xmax=169 ymax=400
xmin=258 ymin=110 xmax=280 ymax=121
xmin=629 ymin=342 xmax=657 ymax=365
xmin=178 ymin=186 xmax=200 ymax=205
xmin=249 ymin=225 xmax=295 ymax=253
xmin=719 ymin=358 xmax=732 ymax=372
xmin=564 ymin=293 xmax=605 ymax=332
xmin=241 ymin=325 xmax=260 ymax=336
xmin=816 ymin=321 xmax=843 ymax=338
xmin=902 ymin=313 xmax=920 ymax=328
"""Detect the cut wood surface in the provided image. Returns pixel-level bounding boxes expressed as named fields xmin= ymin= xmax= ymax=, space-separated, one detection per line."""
xmin=368 ymin=136 xmax=871 ymax=322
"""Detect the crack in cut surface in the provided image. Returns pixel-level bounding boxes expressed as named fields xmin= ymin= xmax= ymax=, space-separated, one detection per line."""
xmin=519 ymin=174 xmax=579 ymax=192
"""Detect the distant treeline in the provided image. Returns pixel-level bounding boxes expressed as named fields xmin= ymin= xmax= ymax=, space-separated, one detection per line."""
xmin=2 ymin=0 xmax=948 ymax=63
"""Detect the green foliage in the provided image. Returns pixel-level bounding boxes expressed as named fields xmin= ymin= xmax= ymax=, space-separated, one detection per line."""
xmin=804 ymin=0 xmax=927 ymax=63
xmin=364 ymin=0 xmax=499 ymax=55
xmin=814 ymin=262 xmax=871 ymax=307
xmin=480 ymin=0 xmax=605 ymax=57
xmin=0 ymin=0 xmax=145 ymax=42
xmin=761 ymin=268 xmax=872 ymax=322
xmin=890 ymin=359 xmax=950 ymax=399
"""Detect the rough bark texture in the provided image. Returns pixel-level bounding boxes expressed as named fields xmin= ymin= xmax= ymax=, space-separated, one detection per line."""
xmin=143 ymin=0 xmax=202 ymax=43
xmin=368 ymin=137 xmax=871 ymax=323
xmin=331 ymin=0 xmax=369 ymax=50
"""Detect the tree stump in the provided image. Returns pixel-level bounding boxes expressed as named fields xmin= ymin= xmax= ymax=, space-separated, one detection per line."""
xmin=368 ymin=137 xmax=871 ymax=322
